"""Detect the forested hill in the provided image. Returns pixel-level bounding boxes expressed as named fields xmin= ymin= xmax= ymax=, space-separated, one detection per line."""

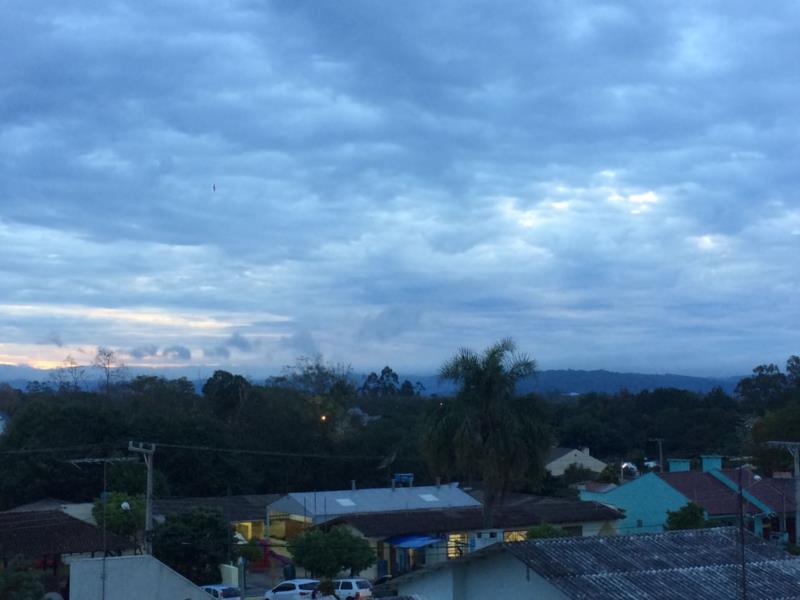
xmin=0 ymin=364 xmax=740 ymax=396
xmin=412 ymin=369 xmax=741 ymax=396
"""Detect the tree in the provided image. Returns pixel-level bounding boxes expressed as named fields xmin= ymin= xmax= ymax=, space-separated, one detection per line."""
xmin=202 ymin=370 xmax=251 ymax=422
xmin=288 ymin=526 xmax=375 ymax=579
xmin=152 ymin=508 xmax=232 ymax=584
xmin=93 ymin=492 xmax=145 ymax=539
xmin=527 ymin=524 xmax=570 ymax=539
xmin=0 ymin=558 xmax=44 ymax=600
xmin=422 ymin=338 xmax=550 ymax=527
xmin=665 ymin=502 xmax=707 ymax=530
xmin=50 ymin=355 xmax=87 ymax=392
xmin=735 ymin=364 xmax=789 ymax=414
xmin=93 ymin=347 xmax=127 ymax=397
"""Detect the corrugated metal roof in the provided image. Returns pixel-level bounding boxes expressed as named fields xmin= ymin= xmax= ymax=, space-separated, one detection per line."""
xmin=153 ymin=494 xmax=281 ymax=522
xmin=269 ymin=484 xmax=480 ymax=521
xmin=506 ymin=527 xmax=800 ymax=599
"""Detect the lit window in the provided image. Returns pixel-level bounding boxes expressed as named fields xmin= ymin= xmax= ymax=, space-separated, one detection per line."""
xmin=503 ymin=530 xmax=527 ymax=542
xmin=447 ymin=533 xmax=467 ymax=558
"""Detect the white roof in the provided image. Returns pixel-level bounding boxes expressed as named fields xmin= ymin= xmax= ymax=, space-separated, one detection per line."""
xmin=269 ymin=483 xmax=480 ymax=522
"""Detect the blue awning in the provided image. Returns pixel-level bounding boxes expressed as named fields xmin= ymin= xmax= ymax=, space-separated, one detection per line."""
xmin=386 ymin=534 xmax=443 ymax=549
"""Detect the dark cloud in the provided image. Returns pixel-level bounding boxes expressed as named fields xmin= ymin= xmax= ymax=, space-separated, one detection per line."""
xmin=0 ymin=1 xmax=798 ymax=375
xmin=162 ymin=345 xmax=191 ymax=360
xmin=130 ymin=344 xmax=159 ymax=359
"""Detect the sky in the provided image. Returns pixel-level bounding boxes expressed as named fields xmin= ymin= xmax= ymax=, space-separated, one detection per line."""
xmin=0 ymin=1 xmax=798 ymax=377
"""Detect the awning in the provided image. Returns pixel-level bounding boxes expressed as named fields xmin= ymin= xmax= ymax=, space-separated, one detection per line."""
xmin=386 ymin=534 xmax=443 ymax=549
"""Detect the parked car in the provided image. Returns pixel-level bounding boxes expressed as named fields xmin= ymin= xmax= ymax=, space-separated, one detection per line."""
xmin=202 ymin=584 xmax=242 ymax=599
xmin=332 ymin=578 xmax=373 ymax=600
xmin=264 ymin=578 xmax=320 ymax=599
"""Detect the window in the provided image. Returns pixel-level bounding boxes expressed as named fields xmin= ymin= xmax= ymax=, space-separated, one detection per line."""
xmin=503 ymin=530 xmax=527 ymax=542
xmin=356 ymin=581 xmax=371 ymax=590
xmin=419 ymin=493 xmax=439 ymax=502
xmin=340 ymin=581 xmax=353 ymax=590
xmin=273 ymin=583 xmax=294 ymax=592
xmin=335 ymin=498 xmax=356 ymax=507
xmin=447 ymin=532 xmax=467 ymax=558
xmin=637 ymin=519 xmax=643 ymax=528
xmin=562 ymin=525 xmax=582 ymax=537
xmin=299 ymin=583 xmax=318 ymax=591
xmin=221 ymin=589 xmax=240 ymax=598
xmin=476 ymin=532 xmax=482 ymax=538
xmin=489 ymin=531 xmax=497 ymax=538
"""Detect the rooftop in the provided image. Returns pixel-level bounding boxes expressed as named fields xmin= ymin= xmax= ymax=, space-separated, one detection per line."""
xmin=0 ymin=510 xmax=135 ymax=559
xmin=327 ymin=495 xmax=622 ymax=538
xmin=153 ymin=494 xmax=281 ymax=522
xmin=270 ymin=483 xmax=480 ymax=521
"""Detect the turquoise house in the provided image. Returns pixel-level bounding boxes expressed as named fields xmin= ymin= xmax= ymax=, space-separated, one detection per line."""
xmin=581 ymin=456 xmax=775 ymax=536
xmin=580 ymin=472 xmax=687 ymax=533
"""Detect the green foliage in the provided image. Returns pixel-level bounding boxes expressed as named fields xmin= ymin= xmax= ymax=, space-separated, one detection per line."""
xmin=527 ymin=524 xmax=570 ymax=539
xmin=665 ymin=502 xmax=707 ymax=530
xmin=92 ymin=492 xmax=145 ymax=539
xmin=234 ymin=540 xmax=263 ymax=562
xmin=318 ymin=579 xmax=336 ymax=595
xmin=288 ymin=526 xmax=375 ymax=579
xmin=202 ymin=370 xmax=251 ymax=422
xmin=0 ymin=558 xmax=45 ymax=600
xmin=423 ymin=339 xmax=550 ymax=526
xmin=597 ymin=464 xmax=621 ymax=485
xmin=152 ymin=508 xmax=232 ymax=584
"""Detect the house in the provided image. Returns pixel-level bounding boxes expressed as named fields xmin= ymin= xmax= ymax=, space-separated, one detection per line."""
xmin=546 ymin=447 xmax=607 ymax=476
xmin=321 ymin=494 xmax=622 ymax=579
xmin=70 ymin=554 xmax=211 ymax=600
xmin=394 ymin=527 xmax=800 ymax=599
xmin=153 ymin=493 xmax=280 ymax=541
xmin=580 ymin=455 xmax=782 ymax=539
xmin=0 ymin=510 xmax=137 ymax=597
xmin=4 ymin=497 xmax=96 ymax=525
xmin=267 ymin=482 xmax=480 ymax=545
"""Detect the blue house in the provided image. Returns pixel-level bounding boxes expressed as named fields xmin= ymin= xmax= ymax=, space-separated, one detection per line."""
xmin=581 ymin=456 xmax=774 ymax=536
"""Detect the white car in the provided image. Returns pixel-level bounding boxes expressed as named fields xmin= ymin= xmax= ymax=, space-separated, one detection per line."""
xmin=264 ymin=578 xmax=320 ymax=599
xmin=202 ymin=584 xmax=242 ymax=599
xmin=332 ymin=578 xmax=373 ymax=600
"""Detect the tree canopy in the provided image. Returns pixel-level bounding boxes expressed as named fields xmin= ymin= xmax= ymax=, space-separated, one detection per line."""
xmin=288 ymin=526 xmax=375 ymax=579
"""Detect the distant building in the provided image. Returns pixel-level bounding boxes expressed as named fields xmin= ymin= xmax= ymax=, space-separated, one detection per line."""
xmin=324 ymin=493 xmax=622 ymax=580
xmin=580 ymin=455 xmax=792 ymax=540
xmin=545 ymin=447 xmax=607 ymax=477
xmin=153 ymin=493 xmax=280 ymax=541
xmin=394 ymin=527 xmax=800 ymax=599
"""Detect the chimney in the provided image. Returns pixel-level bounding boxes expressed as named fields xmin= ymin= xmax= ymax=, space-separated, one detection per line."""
xmin=700 ymin=455 xmax=723 ymax=473
xmin=351 ymin=480 xmax=356 ymax=491
xmin=667 ymin=458 xmax=691 ymax=472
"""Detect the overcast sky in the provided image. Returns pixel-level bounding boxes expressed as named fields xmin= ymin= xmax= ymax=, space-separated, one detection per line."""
xmin=1 ymin=1 xmax=798 ymax=376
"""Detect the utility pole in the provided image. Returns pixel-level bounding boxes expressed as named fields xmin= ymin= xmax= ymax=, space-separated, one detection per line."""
xmin=649 ymin=438 xmax=665 ymax=472
xmin=737 ymin=465 xmax=747 ymax=600
xmin=128 ymin=441 xmax=156 ymax=553
xmin=767 ymin=441 xmax=800 ymax=545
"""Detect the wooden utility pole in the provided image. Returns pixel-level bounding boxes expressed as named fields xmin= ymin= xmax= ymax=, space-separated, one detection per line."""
xmin=128 ymin=441 xmax=156 ymax=553
xmin=767 ymin=441 xmax=800 ymax=544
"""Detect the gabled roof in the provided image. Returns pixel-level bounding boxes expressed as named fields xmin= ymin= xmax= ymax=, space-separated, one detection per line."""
xmin=269 ymin=484 xmax=480 ymax=521
xmin=153 ymin=494 xmax=281 ymax=522
xmin=326 ymin=496 xmax=622 ymax=538
xmin=546 ymin=446 xmax=576 ymax=463
xmin=0 ymin=510 xmax=135 ymax=559
xmin=750 ymin=477 xmax=796 ymax=513
xmin=657 ymin=470 xmax=761 ymax=516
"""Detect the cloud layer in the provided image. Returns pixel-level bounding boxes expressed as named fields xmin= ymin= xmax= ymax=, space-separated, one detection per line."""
xmin=0 ymin=1 xmax=798 ymax=374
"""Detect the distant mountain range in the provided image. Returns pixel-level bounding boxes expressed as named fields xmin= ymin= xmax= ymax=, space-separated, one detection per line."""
xmin=0 ymin=364 xmax=742 ymax=396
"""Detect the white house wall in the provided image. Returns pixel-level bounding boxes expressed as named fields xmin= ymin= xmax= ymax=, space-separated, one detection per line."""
xmin=397 ymin=551 xmax=569 ymax=600
xmin=547 ymin=450 xmax=607 ymax=476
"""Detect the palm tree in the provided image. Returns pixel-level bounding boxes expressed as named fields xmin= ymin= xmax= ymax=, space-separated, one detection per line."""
xmin=422 ymin=338 xmax=550 ymax=527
